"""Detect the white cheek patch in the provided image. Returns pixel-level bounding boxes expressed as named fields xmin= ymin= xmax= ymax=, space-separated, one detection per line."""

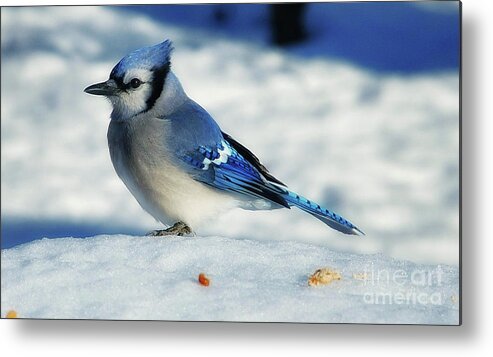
xmin=201 ymin=141 xmax=232 ymax=170
xmin=112 ymin=83 xmax=153 ymax=119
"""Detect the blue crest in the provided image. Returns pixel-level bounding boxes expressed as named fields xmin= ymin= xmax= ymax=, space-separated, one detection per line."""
xmin=110 ymin=40 xmax=173 ymax=79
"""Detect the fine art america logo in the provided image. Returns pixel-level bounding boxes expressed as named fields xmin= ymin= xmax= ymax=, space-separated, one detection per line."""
xmin=361 ymin=263 xmax=444 ymax=305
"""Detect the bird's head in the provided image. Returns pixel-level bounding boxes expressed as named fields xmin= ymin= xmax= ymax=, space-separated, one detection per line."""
xmin=84 ymin=40 xmax=177 ymax=120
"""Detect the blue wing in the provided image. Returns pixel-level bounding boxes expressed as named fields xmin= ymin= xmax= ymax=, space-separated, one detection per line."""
xmin=165 ymin=99 xmax=363 ymax=235
xmin=164 ymin=99 xmax=290 ymax=208
xmin=183 ymin=139 xmax=290 ymax=208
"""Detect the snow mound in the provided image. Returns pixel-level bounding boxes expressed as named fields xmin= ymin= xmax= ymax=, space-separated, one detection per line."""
xmin=1 ymin=235 xmax=459 ymax=324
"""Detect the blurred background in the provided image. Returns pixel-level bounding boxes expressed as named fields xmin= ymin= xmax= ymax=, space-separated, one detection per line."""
xmin=1 ymin=2 xmax=460 ymax=264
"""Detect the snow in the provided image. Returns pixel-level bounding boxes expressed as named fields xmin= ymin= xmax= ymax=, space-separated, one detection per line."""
xmin=0 ymin=234 xmax=459 ymax=324
xmin=1 ymin=5 xmax=459 ymax=267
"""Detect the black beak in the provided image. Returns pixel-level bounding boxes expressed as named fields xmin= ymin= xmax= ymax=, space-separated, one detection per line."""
xmin=84 ymin=79 xmax=119 ymax=96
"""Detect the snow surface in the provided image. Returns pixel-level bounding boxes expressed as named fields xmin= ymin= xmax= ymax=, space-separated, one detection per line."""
xmin=1 ymin=6 xmax=459 ymax=265
xmin=1 ymin=235 xmax=459 ymax=324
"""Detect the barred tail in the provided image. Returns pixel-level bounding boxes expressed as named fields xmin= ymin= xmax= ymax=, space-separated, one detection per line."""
xmin=284 ymin=190 xmax=364 ymax=236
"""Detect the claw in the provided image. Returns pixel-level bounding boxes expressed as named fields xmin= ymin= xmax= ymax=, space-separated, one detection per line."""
xmin=146 ymin=221 xmax=192 ymax=237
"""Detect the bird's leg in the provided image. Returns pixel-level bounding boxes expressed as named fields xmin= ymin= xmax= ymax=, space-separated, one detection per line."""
xmin=146 ymin=221 xmax=192 ymax=237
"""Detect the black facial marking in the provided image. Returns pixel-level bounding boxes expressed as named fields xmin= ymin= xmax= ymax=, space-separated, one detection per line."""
xmin=108 ymin=61 xmax=171 ymax=113
xmin=109 ymin=64 xmax=127 ymax=91
xmin=109 ymin=73 xmax=125 ymax=90
xmin=108 ymin=74 xmax=143 ymax=92
xmin=145 ymin=63 xmax=170 ymax=112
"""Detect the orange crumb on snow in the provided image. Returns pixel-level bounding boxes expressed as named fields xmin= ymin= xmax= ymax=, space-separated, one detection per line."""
xmin=6 ymin=310 xmax=18 ymax=318
xmin=198 ymin=273 xmax=210 ymax=287
xmin=308 ymin=268 xmax=341 ymax=286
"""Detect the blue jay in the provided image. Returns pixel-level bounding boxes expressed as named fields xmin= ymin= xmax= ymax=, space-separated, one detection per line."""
xmin=84 ymin=40 xmax=363 ymax=236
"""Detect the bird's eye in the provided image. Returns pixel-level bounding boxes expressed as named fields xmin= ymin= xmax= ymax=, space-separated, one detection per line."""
xmin=130 ymin=78 xmax=142 ymax=89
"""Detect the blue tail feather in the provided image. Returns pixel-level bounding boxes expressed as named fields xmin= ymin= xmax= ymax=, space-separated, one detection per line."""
xmin=284 ymin=190 xmax=364 ymax=236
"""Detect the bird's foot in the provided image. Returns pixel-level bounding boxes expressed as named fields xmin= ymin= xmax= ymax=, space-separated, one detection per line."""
xmin=146 ymin=222 xmax=192 ymax=237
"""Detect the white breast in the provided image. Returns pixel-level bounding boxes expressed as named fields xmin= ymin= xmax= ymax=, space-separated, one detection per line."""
xmin=107 ymin=116 xmax=240 ymax=229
